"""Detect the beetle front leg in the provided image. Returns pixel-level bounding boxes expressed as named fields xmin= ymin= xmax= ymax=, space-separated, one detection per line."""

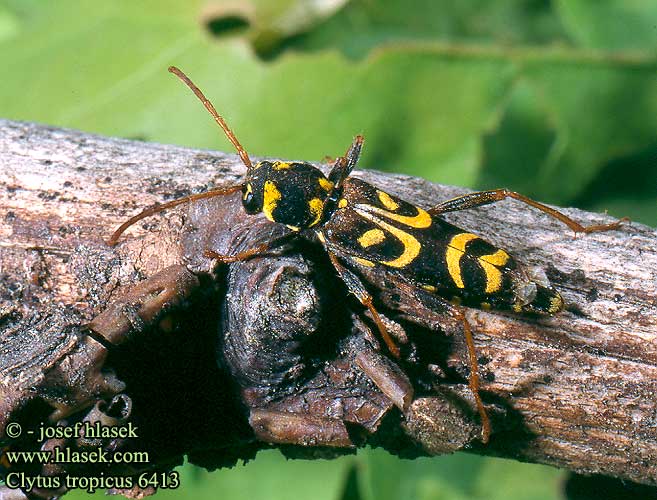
xmin=88 ymin=264 xmax=199 ymax=345
xmin=204 ymin=232 xmax=296 ymax=264
xmin=325 ymin=250 xmax=401 ymax=358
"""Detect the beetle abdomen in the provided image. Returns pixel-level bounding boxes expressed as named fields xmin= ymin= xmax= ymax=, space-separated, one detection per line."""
xmin=323 ymin=178 xmax=563 ymax=315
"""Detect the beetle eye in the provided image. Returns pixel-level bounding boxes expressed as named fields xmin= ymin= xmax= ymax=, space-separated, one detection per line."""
xmin=242 ymin=184 xmax=258 ymax=212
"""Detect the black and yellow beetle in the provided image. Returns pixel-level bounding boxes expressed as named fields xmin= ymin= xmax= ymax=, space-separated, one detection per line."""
xmin=109 ymin=66 xmax=625 ymax=443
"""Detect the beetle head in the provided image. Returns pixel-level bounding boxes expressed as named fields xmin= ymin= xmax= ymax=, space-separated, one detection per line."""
xmin=243 ymin=161 xmax=334 ymax=231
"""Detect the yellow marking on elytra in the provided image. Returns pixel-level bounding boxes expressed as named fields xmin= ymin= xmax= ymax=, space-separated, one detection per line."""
xmin=480 ymin=249 xmax=510 ymax=267
xmin=445 ymin=233 xmax=478 ymax=288
xmin=354 ymin=207 xmax=422 ymax=268
xmin=308 ymin=198 xmax=324 ymax=227
xmin=338 ymin=198 xmax=348 ymax=209
xmin=480 ymin=261 xmax=503 ymax=294
xmin=448 ymin=233 xmax=478 ymax=252
xmin=273 ymin=161 xmax=292 ymax=170
xmin=478 ymin=249 xmax=509 ymax=294
xmin=422 ymin=284 xmax=437 ymax=292
xmin=263 ymin=180 xmax=282 ymax=222
xmin=356 ymin=204 xmax=432 ymax=229
xmin=378 ymin=223 xmax=421 ymax=268
xmin=315 ymin=231 xmax=326 ymax=244
xmin=319 ymin=177 xmax=333 ymax=192
xmin=358 ymin=228 xmax=386 ymax=248
xmin=549 ymin=294 xmax=564 ymax=313
xmin=377 ymin=190 xmax=400 ymax=211
xmin=446 ymin=233 xmax=505 ymax=293
xmin=352 ymin=256 xmax=375 ymax=267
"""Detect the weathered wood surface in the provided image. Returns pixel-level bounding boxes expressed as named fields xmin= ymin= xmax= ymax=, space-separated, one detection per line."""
xmin=1 ymin=119 xmax=656 ymax=487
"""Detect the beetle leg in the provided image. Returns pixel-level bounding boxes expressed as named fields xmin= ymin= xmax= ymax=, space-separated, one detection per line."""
xmin=454 ymin=308 xmax=491 ymax=444
xmin=377 ymin=278 xmax=491 ymax=443
xmin=325 ymin=251 xmax=400 ymax=358
xmin=429 ymin=188 xmax=628 ymax=234
xmin=108 ymin=184 xmax=243 ymax=246
xmin=204 ymin=232 xmax=296 ymax=264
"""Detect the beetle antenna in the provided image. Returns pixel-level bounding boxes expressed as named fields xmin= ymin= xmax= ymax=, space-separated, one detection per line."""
xmin=108 ymin=68 xmax=252 ymax=246
xmin=168 ymin=66 xmax=253 ymax=170
xmin=108 ymin=184 xmax=244 ymax=246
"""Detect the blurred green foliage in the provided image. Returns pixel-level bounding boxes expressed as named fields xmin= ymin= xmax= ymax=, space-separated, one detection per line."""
xmin=63 ymin=449 xmax=563 ymax=500
xmin=1 ymin=0 xmax=655 ymax=224
xmin=1 ymin=1 xmax=655 ymax=499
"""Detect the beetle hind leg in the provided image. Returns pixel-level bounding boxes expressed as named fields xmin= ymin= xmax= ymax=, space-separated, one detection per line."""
xmin=455 ymin=309 xmax=491 ymax=444
xmin=429 ymin=188 xmax=628 ymax=234
xmin=378 ymin=278 xmax=492 ymax=443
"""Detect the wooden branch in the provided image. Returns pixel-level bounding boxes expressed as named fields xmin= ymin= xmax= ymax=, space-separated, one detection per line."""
xmin=1 ymin=119 xmax=656 ymax=493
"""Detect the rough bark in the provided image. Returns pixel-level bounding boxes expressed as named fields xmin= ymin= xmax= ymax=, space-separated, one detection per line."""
xmin=1 ymin=119 xmax=656 ymax=494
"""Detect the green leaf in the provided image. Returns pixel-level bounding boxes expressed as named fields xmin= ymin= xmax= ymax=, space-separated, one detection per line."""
xmin=62 ymin=452 xmax=354 ymax=500
xmin=0 ymin=4 xmax=19 ymax=43
xmin=480 ymin=78 xmax=558 ymax=196
xmin=156 ymin=452 xmax=353 ymax=500
xmin=248 ymin=0 xmax=351 ymax=56
xmin=573 ymin=144 xmax=657 ymax=226
xmin=473 ymin=456 xmax=563 ymax=500
xmin=480 ymin=51 xmax=657 ymax=207
xmin=522 ymin=53 xmax=657 ymax=203
xmin=557 ymin=1 xmax=657 ymax=51
xmin=201 ymin=0 xmax=352 ymax=59
xmin=358 ymin=448 xmax=485 ymax=500
xmin=287 ymin=0 xmax=570 ymax=59
xmin=4 ymin=0 xmax=656 ymax=210
xmin=0 ymin=1 xmax=514 ymax=188
xmin=357 ymin=448 xmax=563 ymax=500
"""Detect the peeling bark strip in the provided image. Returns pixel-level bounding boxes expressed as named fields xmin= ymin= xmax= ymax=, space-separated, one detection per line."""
xmin=1 ymin=119 xmax=657 ymax=488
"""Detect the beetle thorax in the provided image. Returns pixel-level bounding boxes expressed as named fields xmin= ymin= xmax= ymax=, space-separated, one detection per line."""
xmin=242 ymin=161 xmax=335 ymax=231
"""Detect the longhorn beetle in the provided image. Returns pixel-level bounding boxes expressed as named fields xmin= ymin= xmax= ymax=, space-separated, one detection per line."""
xmin=109 ymin=66 xmax=626 ymax=443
